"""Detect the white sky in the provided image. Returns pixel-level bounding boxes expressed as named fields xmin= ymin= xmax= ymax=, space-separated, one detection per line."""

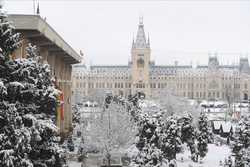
xmin=4 ymin=0 xmax=250 ymax=66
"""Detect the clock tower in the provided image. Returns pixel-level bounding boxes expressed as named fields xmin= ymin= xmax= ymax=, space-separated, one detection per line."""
xmin=131 ymin=17 xmax=151 ymax=97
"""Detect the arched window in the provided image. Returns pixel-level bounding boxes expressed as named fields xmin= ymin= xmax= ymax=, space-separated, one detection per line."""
xmin=244 ymin=93 xmax=248 ymax=100
xmin=137 ymin=58 xmax=145 ymax=68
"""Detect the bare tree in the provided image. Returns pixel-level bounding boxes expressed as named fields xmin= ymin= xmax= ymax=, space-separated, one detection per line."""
xmin=83 ymin=101 xmax=137 ymax=166
xmin=154 ymin=89 xmax=200 ymax=121
xmin=84 ymin=89 xmax=110 ymax=105
xmin=225 ymin=85 xmax=233 ymax=111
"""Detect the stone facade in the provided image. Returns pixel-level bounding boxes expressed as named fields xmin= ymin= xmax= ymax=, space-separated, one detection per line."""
xmin=9 ymin=14 xmax=82 ymax=134
xmin=72 ymin=19 xmax=250 ymax=102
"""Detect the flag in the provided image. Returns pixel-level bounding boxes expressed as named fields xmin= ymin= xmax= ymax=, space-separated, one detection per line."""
xmin=60 ymin=92 xmax=64 ymax=120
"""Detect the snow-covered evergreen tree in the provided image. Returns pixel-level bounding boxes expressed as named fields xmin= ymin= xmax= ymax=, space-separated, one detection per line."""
xmin=179 ymin=115 xmax=197 ymax=162
xmin=133 ymin=113 xmax=164 ymax=167
xmin=0 ymin=7 xmax=20 ymax=58
xmin=67 ymin=136 xmax=75 ymax=152
xmin=235 ymin=147 xmax=250 ymax=167
xmin=197 ymin=112 xmax=209 ymax=160
xmin=72 ymin=104 xmax=81 ymax=126
xmin=108 ymin=93 xmax=207 ymax=166
xmin=159 ymin=116 xmax=182 ymax=162
xmin=132 ymin=111 xmax=183 ymax=166
xmin=132 ymin=143 xmax=164 ymax=167
xmin=136 ymin=113 xmax=159 ymax=151
xmin=0 ymin=9 xmax=66 ymax=167
xmin=232 ymin=116 xmax=250 ymax=167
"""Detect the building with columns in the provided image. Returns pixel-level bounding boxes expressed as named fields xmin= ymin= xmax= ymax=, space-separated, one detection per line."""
xmin=72 ymin=19 xmax=250 ymax=103
xmin=8 ymin=14 xmax=82 ymax=134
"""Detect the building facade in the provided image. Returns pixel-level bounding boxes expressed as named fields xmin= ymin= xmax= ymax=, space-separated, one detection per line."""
xmin=72 ymin=19 xmax=250 ymax=102
xmin=9 ymin=14 xmax=82 ymax=134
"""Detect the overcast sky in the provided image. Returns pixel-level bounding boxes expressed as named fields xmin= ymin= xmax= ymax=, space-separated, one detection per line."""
xmin=4 ymin=0 xmax=250 ymax=66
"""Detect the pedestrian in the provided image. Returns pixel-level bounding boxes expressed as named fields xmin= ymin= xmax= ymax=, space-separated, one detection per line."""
xmin=219 ymin=160 xmax=223 ymax=166
xmin=224 ymin=158 xmax=228 ymax=167
xmin=227 ymin=136 xmax=230 ymax=145
xmin=228 ymin=156 xmax=232 ymax=167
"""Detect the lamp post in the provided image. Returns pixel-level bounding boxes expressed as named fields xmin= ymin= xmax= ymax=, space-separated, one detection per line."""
xmin=232 ymin=70 xmax=237 ymax=121
xmin=103 ymin=92 xmax=112 ymax=167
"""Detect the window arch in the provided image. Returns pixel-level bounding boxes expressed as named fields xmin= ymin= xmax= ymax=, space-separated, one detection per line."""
xmin=137 ymin=58 xmax=145 ymax=68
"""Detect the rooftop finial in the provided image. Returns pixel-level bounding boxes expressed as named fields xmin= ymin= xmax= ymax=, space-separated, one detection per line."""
xmin=139 ymin=16 xmax=143 ymax=25
xmin=147 ymin=32 xmax=150 ymax=47
xmin=36 ymin=1 xmax=40 ymax=15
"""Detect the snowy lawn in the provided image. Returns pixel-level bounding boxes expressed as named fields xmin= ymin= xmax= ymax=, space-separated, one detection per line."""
xmin=68 ymin=161 xmax=82 ymax=167
xmin=177 ymin=144 xmax=231 ymax=167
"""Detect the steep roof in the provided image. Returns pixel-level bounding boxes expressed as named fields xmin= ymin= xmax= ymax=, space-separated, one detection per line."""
xmin=133 ymin=17 xmax=150 ymax=49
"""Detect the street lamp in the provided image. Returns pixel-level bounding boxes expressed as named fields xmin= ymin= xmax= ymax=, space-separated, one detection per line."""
xmin=103 ymin=92 xmax=113 ymax=167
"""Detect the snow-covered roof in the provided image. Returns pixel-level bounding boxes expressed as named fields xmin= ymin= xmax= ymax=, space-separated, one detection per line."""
xmin=213 ymin=121 xmax=233 ymax=132
xmin=213 ymin=121 xmax=222 ymax=130
xmin=200 ymin=100 xmax=228 ymax=109
xmin=197 ymin=65 xmax=238 ymax=69
xmin=149 ymin=65 xmax=192 ymax=75
xmin=152 ymin=65 xmax=192 ymax=69
xmin=87 ymin=65 xmax=131 ymax=76
xmin=73 ymin=64 xmax=86 ymax=68
xmin=221 ymin=122 xmax=232 ymax=133
xmin=90 ymin=65 xmax=129 ymax=70
xmin=207 ymin=113 xmax=225 ymax=121
xmin=214 ymin=101 xmax=227 ymax=106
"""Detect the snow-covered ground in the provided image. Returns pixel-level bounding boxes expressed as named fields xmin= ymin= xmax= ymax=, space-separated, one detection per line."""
xmin=177 ymin=144 xmax=231 ymax=167
xmin=68 ymin=161 xmax=82 ymax=167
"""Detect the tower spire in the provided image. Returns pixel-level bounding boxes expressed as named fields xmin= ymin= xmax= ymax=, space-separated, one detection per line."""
xmin=133 ymin=17 xmax=149 ymax=48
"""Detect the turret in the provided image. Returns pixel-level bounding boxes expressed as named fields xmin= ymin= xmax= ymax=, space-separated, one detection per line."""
xmin=239 ymin=56 xmax=250 ymax=74
xmin=208 ymin=52 xmax=219 ymax=70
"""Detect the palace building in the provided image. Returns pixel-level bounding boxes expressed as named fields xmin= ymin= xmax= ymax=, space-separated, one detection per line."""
xmin=72 ymin=19 xmax=250 ymax=102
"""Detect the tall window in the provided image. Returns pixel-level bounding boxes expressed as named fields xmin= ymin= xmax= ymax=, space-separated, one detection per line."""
xmin=137 ymin=58 xmax=145 ymax=68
